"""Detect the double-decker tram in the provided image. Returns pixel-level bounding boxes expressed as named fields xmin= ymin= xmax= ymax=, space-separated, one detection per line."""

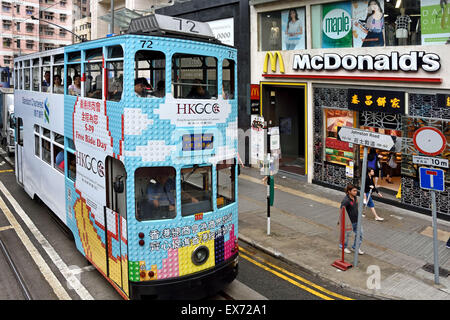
xmin=13 ymin=14 xmax=239 ymax=300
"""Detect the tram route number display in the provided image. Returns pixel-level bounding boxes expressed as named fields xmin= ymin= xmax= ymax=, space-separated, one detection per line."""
xmin=182 ymin=134 xmax=214 ymax=151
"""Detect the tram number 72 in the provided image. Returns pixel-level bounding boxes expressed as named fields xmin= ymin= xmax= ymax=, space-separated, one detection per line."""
xmin=140 ymin=40 xmax=153 ymax=49
xmin=172 ymin=17 xmax=199 ymax=34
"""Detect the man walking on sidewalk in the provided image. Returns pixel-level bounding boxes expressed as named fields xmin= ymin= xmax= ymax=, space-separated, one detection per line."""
xmin=339 ymin=185 xmax=364 ymax=255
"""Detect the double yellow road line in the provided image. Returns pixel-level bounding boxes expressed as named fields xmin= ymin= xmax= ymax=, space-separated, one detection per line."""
xmin=239 ymin=247 xmax=354 ymax=300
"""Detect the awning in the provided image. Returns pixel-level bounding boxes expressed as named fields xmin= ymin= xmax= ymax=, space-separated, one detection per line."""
xmin=99 ymin=7 xmax=142 ymax=29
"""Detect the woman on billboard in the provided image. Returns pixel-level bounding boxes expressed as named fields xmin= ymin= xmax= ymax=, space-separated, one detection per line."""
xmin=284 ymin=9 xmax=303 ymax=50
xmin=360 ymin=0 xmax=385 ymax=47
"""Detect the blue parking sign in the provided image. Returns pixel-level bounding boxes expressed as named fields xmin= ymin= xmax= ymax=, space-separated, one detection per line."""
xmin=419 ymin=167 xmax=445 ymax=192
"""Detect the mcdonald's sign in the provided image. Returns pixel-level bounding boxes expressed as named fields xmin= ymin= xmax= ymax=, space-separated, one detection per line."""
xmin=263 ymin=51 xmax=285 ymax=74
xmin=250 ymin=84 xmax=260 ymax=100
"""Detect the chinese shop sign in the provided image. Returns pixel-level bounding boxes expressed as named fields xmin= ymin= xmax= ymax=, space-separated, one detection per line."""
xmin=347 ymin=89 xmax=405 ymax=114
xmin=437 ymin=94 xmax=450 ymax=108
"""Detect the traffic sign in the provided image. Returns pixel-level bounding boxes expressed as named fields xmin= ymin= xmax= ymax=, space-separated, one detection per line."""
xmin=419 ymin=167 xmax=445 ymax=192
xmin=337 ymin=126 xmax=397 ymax=151
xmin=413 ymin=127 xmax=446 ymax=156
xmin=412 ymin=155 xmax=449 ymax=169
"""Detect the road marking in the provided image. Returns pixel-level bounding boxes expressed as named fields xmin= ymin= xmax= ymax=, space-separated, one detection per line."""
xmin=239 ymin=251 xmax=334 ymax=300
xmin=240 ymin=247 xmax=354 ymax=300
xmin=0 ymin=194 xmax=71 ymax=300
xmin=0 ymin=181 xmax=94 ymax=300
xmin=222 ymin=279 xmax=268 ymax=300
xmin=0 ymin=225 xmax=13 ymax=232
xmin=0 ymin=169 xmax=13 ymax=173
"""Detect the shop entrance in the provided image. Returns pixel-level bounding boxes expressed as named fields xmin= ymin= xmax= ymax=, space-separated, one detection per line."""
xmin=261 ymin=82 xmax=307 ymax=175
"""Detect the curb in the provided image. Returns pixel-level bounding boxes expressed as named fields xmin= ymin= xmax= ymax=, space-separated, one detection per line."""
xmin=238 ymin=234 xmax=398 ymax=301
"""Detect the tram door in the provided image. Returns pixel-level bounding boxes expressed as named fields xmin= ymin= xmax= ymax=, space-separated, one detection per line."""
xmin=105 ymin=157 xmax=129 ymax=296
xmin=15 ymin=117 xmax=23 ymax=185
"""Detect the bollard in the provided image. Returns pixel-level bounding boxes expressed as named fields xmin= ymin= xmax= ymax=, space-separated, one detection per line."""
xmin=332 ymin=207 xmax=353 ymax=271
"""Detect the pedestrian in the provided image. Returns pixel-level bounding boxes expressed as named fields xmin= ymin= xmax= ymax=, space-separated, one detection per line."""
xmin=367 ymin=148 xmax=382 ymax=186
xmin=384 ymin=152 xmax=397 ymax=184
xmin=365 ymin=167 xmax=384 ymax=221
xmin=446 ymin=237 xmax=450 ymax=249
xmin=339 ymin=184 xmax=364 ymax=255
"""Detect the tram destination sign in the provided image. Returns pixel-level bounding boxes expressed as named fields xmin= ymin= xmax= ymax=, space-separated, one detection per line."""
xmin=337 ymin=126 xmax=398 ymax=151
xmin=412 ymin=155 xmax=449 ymax=169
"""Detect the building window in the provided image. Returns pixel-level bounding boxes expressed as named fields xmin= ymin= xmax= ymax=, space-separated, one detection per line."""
xmin=26 ymin=6 xmax=34 ymax=15
xmin=26 ymin=23 xmax=34 ymax=33
xmin=60 ymin=14 xmax=66 ymax=22
xmin=2 ymin=2 xmax=11 ymax=12
xmin=3 ymin=38 xmax=11 ymax=47
xmin=259 ymin=7 xmax=306 ymax=51
xmin=3 ymin=20 xmax=11 ymax=30
xmin=16 ymin=22 xmax=20 ymax=32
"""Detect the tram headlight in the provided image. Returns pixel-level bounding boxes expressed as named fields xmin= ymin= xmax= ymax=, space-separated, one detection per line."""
xmin=192 ymin=246 xmax=209 ymax=266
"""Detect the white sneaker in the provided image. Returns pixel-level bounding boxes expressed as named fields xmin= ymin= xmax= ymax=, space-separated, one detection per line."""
xmin=344 ymin=248 xmax=351 ymax=254
xmin=351 ymin=248 xmax=365 ymax=255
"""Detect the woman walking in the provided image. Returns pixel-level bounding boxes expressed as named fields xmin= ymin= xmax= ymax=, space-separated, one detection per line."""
xmin=339 ymin=185 xmax=364 ymax=255
xmin=365 ymin=168 xmax=384 ymax=221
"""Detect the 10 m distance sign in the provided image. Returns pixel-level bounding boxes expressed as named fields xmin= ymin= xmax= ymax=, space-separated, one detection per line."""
xmin=337 ymin=126 xmax=398 ymax=151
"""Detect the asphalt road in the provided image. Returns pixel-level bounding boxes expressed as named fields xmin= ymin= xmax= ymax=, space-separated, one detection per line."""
xmin=0 ymin=152 xmax=372 ymax=301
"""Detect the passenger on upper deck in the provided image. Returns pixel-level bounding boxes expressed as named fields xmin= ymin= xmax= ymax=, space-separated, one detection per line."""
xmin=42 ymin=71 xmax=51 ymax=92
xmin=135 ymin=77 xmax=152 ymax=97
xmin=53 ymin=75 xmax=64 ymax=94
xmin=68 ymin=75 xmax=81 ymax=96
xmin=186 ymin=79 xmax=211 ymax=99
xmin=153 ymin=80 xmax=165 ymax=98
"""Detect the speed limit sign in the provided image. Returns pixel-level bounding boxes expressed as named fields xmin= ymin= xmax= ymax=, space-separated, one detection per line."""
xmin=413 ymin=127 xmax=446 ymax=156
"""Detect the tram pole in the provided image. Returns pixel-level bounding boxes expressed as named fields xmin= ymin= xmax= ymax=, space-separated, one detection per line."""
xmin=266 ymin=127 xmax=271 ymax=236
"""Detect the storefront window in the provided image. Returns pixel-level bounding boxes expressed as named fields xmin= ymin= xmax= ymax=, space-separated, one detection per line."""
xmin=311 ymin=0 xmax=446 ymax=49
xmin=259 ymin=7 xmax=306 ymax=51
xmin=324 ymin=109 xmax=355 ymax=166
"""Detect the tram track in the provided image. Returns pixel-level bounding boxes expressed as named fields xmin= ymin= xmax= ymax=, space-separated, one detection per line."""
xmin=0 ymin=234 xmax=33 ymax=300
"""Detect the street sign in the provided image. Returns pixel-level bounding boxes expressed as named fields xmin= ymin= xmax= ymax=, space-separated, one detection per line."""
xmin=337 ymin=126 xmax=397 ymax=151
xmin=412 ymin=155 xmax=449 ymax=169
xmin=419 ymin=167 xmax=445 ymax=192
xmin=413 ymin=127 xmax=446 ymax=156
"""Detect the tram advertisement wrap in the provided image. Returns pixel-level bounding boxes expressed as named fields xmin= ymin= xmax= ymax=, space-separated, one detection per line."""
xmin=73 ymin=98 xmax=114 ymax=226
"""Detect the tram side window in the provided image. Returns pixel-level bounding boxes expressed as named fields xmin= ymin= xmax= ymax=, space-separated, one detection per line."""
xmin=67 ymin=64 xmax=81 ymax=96
xmin=172 ymin=54 xmax=217 ymax=99
xmin=181 ymin=165 xmax=212 ymax=217
xmin=34 ymin=125 xmax=40 ymax=157
xmin=53 ymin=65 xmax=64 ymax=94
xmin=216 ymin=159 xmax=236 ymax=209
xmin=222 ymin=59 xmax=235 ymax=100
xmin=135 ymin=50 xmax=165 ymax=98
xmin=135 ymin=167 xmax=176 ymax=221
xmin=67 ymin=151 xmax=76 ymax=182
xmin=107 ymin=61 xmax=123 ymax=102
xmin=53 ymin=132 xmax=64 ymax=173
xmin=24 ymin=67 xmax=30 ymax=91
xmin=32 ymin=59 xmax=39 ymax=92
xmin=41 ymin=66 xmax=51 ymax=92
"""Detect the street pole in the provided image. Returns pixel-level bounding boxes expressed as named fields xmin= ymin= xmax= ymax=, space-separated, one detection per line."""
xmin=354 ymin=146 xmax=368 ymax=267
xmin=110 ymin=0 xmax=115 ymax=35
xmin=266 ymin=128 xmax=271 ymax=236
xmin=431 ymin=190 xmax=440 ymax=285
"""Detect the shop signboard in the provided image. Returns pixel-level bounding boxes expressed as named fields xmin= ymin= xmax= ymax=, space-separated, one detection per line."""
xmin=421 ymin=0 xmax=450 ymax=45
xmin=206 ymin=18 xmax=234 ymax=46
xmin=347 ymin=89 xmax=405 ymax=114
xmin=321 ymin=1 xmax=353 ymax=48
xmin=437 ymin=94 xmax=450 ymax=108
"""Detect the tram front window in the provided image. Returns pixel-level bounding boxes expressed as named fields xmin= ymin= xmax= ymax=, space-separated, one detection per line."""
xmin=216 ymin=159 xmax=236 ymax=209
xmin=135 ymin=167 xmax=176 ymax=221
xmin=181 ymin=165 xmax=212 ymax=217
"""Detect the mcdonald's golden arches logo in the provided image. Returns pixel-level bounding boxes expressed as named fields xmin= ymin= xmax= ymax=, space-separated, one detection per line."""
xmin=263 ymin=51 xmax=285 ymax=74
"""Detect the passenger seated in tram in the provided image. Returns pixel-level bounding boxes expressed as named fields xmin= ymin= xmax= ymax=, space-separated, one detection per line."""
xmin=134 ymin=77 xmax=153 ymax=98
xmin=68 ymin=75 xmax=81 ymax=96
xmin=53 ymin=75 xmax=64 ymax=94
xmin=153 ymin=80 xmax=165 ymax=98
xmin=186 ymin=79 xmax=211 ymax=99
xmin=87 ymin=74 xmax=102 ymax=99
xmin=42 ymin=71 xmax=51 ymax=92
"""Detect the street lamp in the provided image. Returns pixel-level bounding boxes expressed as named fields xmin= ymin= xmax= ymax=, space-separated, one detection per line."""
xmin=30 ymin=15 xmax=86 ymax=43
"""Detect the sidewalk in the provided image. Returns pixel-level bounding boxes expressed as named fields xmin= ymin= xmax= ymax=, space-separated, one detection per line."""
xmin=238 ymin=167 xmax=450 ymax=300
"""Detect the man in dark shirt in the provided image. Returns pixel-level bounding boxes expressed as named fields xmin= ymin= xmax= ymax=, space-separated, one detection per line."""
xmin=364 ymin=167 xmax=384 ymax=221
xmin=340 ymin=185 xmax=364 ymax=255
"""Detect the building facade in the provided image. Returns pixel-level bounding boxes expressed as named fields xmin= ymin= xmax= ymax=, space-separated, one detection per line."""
xmin=0 ymin=0 xmax=73 ymax=70
xmin=250 ymin=0 xmax=450 ymax=218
